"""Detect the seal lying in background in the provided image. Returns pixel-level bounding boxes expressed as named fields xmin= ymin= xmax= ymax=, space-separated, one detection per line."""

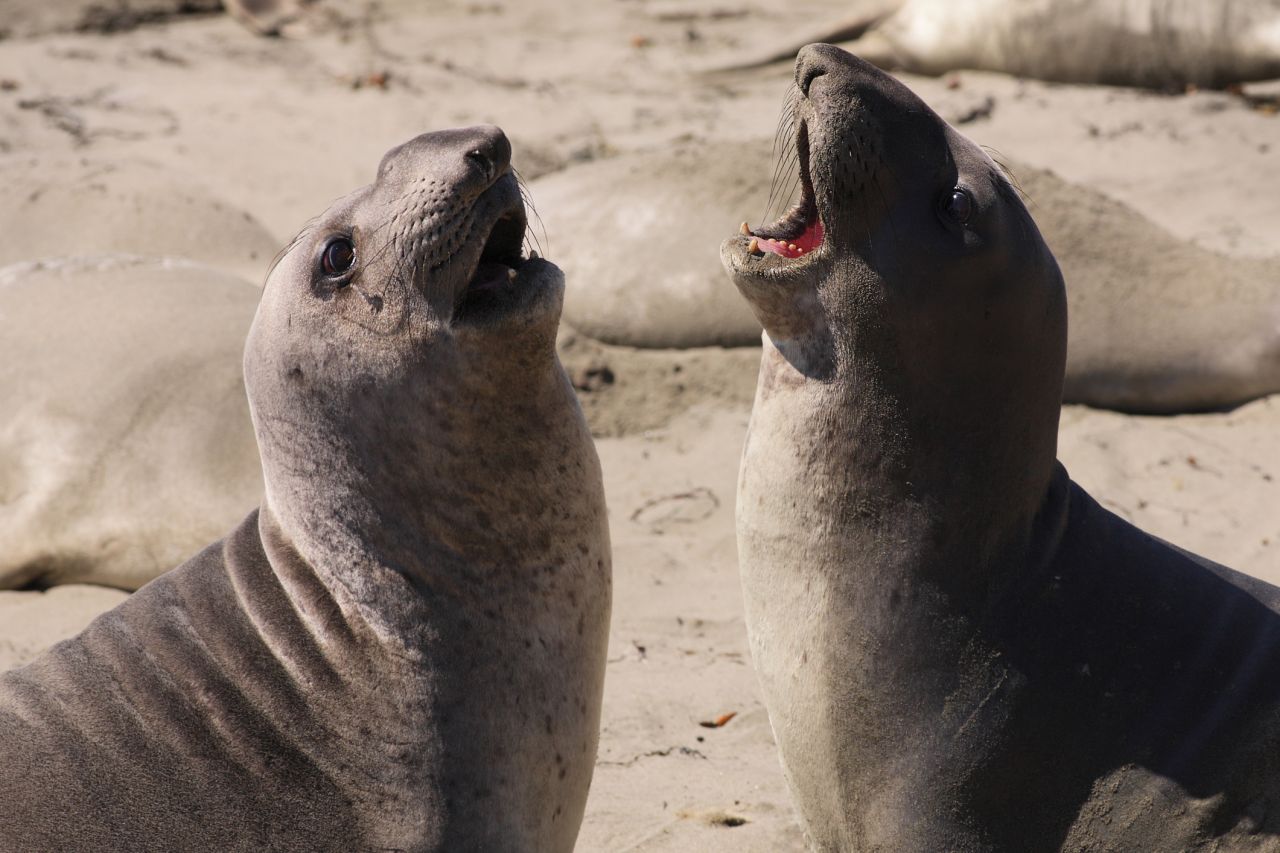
xmin=0 ymin=157 xmax=280 ymax=591
xmin=0 ymin=156 xmax=278 ymax=281
xmin=712 ymin=0 xmax=1280 ymax=89
xmin=723 ymin=45 xmax=1280 ymax=851
xmin=0 ymin=256 xmax=263 ymax=591
xmin=1018 ymin=164 xmax=1280 ymax=412
xmin=0 ymin=126 xmax=612 ymax=852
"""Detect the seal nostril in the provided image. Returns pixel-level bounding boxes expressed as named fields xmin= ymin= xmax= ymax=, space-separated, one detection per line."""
xmin=467 ymin=149 xmax=496 ymax=183
xmin=798 ymin=66 xmax=825 ymax=98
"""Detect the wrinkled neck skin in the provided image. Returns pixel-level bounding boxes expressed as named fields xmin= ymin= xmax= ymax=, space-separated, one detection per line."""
xmin=738 ymin=255 xmax=1068 ymax=848
xmin=248 ymin=319 xmax=586 ymax=658
xmin=246 ymin=304 xmax=608 ymax=849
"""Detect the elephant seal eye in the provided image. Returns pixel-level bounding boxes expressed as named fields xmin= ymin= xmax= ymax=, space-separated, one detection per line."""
xmin=321 ymin=238 xmax=355 ymax=277
xmin=942 ymin=189 xmax=973 ymax=224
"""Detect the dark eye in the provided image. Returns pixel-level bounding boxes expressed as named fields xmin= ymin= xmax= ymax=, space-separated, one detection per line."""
xmin=321 ymin=238 xmax=355 ymax=277
xmin=941 ymin=188 xmax=973 ymax=224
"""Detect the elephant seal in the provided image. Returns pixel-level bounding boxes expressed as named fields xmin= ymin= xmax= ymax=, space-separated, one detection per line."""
xmin=533 ymin=141 xmax=764 ymax=348
xmin=723 ymin=45 xmax=1280 ymax=851
xmin=0 ymin=125 xmax=612 ymax=852
xmin=0 ymin=157 xmax=279 ymax=282
xmin=540 ymin=142 xmax=1280 ymax=412
xmin=713 ymin=0 xmax=1280 ymax=89
xmin=1019 ymin=164 xmax=1280 ymax=413
xmin=0 ymin=256 xmax=263 ymax=591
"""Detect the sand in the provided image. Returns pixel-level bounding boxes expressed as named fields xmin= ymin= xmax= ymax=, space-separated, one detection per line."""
xmin=1 ymin=1 xmax=1278 ymax=849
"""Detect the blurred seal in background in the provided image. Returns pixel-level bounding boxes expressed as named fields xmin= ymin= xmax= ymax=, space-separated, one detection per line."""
xmin=711 ymin=0 xmax=1280 ymax=89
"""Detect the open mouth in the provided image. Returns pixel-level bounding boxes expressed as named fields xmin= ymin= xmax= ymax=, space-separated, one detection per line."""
xmin=741 ymin=121 xmax=824 ymax=260
xmin=464 ymin=201 xmax=529 ymax=296
xmin=452 ymin=178 xmax=559 ymax=326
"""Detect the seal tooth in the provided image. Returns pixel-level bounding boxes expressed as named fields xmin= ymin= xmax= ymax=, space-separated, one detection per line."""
xmin=740 ymin=222 xmax=750 ymax=236
xmin=748 ymin=237 xmax=759 ymax=254
xmin=788 ymin=243 xmax=797 ymax=251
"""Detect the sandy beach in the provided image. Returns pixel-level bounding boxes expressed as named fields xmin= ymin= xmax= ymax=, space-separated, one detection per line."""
xmin=1 ymin=1 xmax=1278 ymax=849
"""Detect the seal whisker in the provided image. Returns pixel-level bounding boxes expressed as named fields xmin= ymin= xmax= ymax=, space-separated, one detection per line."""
xmin=264 ymin=216 xmax=319 ymax=285
xmin=981 ymin=145 xmax=1029 ymax=204
xmin=764 ymin=87 xmax=800 ymax=224
xmin=763 ymin=145 xmax=793 ymax=224
xmin=357 ymin=222 xmax=413 ymax=293
xmin=354 ymin=206 xmax=419 ymax=284
xmin=768 ymin=111 xmax=797 ymax=189
xmin=768 ymin=151 xmax=798 ymax=222
xmin=515 ymin=168 xmax=549 ymax=257
xmin=360 ymin=201 xmax=432 ymax=306
xmin=387 ymin=241 xmax=418 ymax=315
xmin=353 ymin=213 xmax=418 ymax=330
xmin=766 ymin=147 xmax=802 ymax=225
xmin=768 ymin=89 xmax=804 ymax=224
xmin=770 ymin=84 xmax=798 ymax=161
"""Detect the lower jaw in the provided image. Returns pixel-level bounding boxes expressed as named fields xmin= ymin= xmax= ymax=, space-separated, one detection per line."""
xmin=727 ymin=236 xmax=824 ymax=280
xmin=454 ymin=258 xmax=557 ymax=325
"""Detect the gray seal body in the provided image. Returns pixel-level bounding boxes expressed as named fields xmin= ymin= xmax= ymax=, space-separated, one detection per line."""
xmin=0 ymin=126 xmax=611 ymax=852
xmin=723 ymin=45 xmax=1280 ymax=852
xmin=718 ymin=0 xmax=1280 ymax=89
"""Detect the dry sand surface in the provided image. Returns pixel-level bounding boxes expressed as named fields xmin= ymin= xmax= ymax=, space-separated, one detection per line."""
xmin=1 ymin=1 xmax=1278 ymax=849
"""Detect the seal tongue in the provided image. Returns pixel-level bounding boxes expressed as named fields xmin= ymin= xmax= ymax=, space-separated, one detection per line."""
xmin=755 ymin=220 xmax=823 ymax=258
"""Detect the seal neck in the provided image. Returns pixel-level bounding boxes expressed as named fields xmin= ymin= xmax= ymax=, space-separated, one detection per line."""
xmin=745 ymin=331 xmax=1065 ymax=610
xmin=254 ymin=352 xmax=597 ymax=656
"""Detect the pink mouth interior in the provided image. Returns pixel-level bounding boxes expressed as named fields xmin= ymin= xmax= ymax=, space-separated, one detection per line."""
xmin=754 ymin=219 xmax=824 ymax=259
